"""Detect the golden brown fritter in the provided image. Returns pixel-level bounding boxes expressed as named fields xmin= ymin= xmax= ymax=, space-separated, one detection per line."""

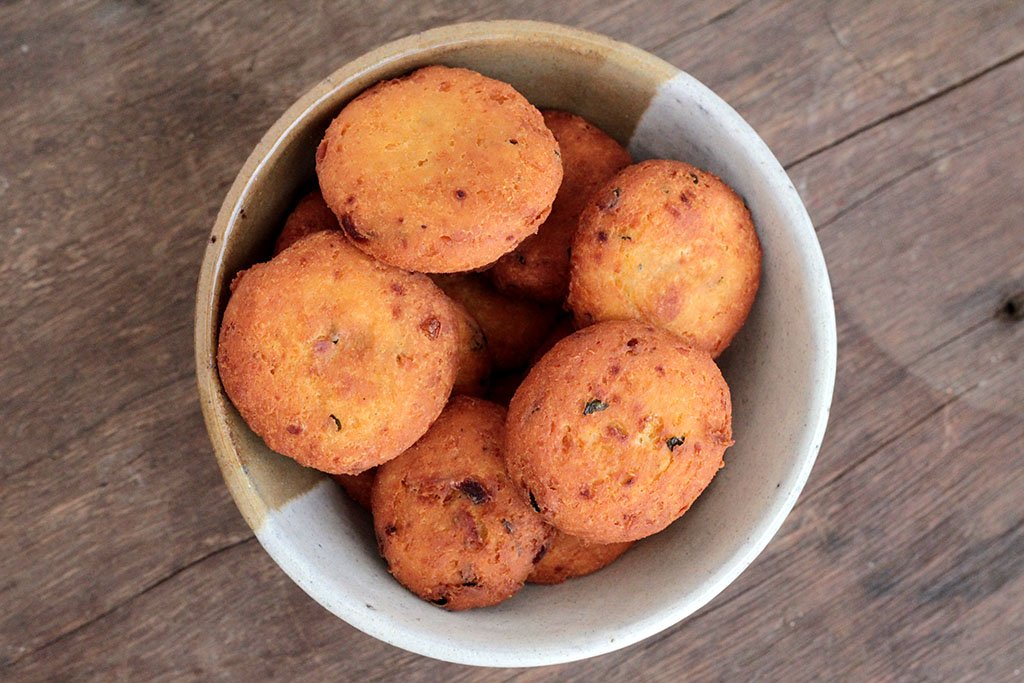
xmin=505 ymin=320 xmax=733 ymax=543
xmin=432 ymin=273 xmax=559 ymax=370
xmin=372 ymin=397 xmax=552 ymax=610
xmin=316 ymin=65 xmax=562 ymax=273
xmin=217 ymin=231 xmax=460 ymax=474
xmin=527 ymin=530 xmax=633 ymax=585
xmin=568 ymin=159 xmax=761 ymax=357
xmin=491 ymin=110 xmax=632 ymax=302
xmin=272 ymin=190 xmax=339 ymax=255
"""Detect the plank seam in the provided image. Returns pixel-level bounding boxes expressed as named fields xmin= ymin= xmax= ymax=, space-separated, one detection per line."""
xmin=802 ymin=388 xmax=969 ymax=502
xmin=810 ymin=121 xmax=1022 ymax=235
xmin=783 ymin=49 xmax=1024 ymax=170
xmin=3 ymin=535 xmax=256 ymax=669
xmin=648 ymin=0 xmax=755 ymax=54
xmin=3 ymin=368 xmax=195 ymax=482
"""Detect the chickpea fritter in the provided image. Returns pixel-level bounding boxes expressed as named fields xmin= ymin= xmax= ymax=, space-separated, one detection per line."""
xmin=450 ymin=300 xmax=492 ymax=397
xmin=505 ymin=320 xmax=733 ymax=543
xmin=528 ymin=529 xmax=633 ymax=584
xmin=217 ymin=232 xmax=460 ymax=474
xmin=568 ymin=160 xmax=761 ymax=357
xmin=432 ymin=273 xmax=559 ymax=370
xmin=372 ymin=397 xmax=552 ymax=610
xmin=316 ymin=65 xmax=562 ymax=273
xmin=492 ymin=110 xmax=631 ymax=302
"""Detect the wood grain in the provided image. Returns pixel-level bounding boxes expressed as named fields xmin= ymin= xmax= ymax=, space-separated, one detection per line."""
xmin=1 ymin=0 xmax=1022 ymax=680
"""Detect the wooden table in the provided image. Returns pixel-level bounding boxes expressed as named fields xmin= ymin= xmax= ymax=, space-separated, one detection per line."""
xmin=2 ymin=1 xmax=1021 ymax=680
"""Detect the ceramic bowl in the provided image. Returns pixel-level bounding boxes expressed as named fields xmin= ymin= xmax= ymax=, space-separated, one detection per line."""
xmin=195 ymin=20 xmax=836 ymax=667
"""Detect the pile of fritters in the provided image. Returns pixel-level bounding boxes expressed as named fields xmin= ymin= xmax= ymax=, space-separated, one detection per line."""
xmin=218 ymin=65 xmax=761 ymax=610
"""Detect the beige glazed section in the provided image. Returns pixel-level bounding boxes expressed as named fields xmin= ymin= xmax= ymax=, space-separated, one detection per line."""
xmin=195 ymin=21 xmax=676 ymax=530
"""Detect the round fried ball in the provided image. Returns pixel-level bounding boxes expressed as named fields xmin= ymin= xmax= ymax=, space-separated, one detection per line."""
xmin=450 ymin=301 xmax=491 ymax=397
xmin=332 ymin=469 xmax=375 ymax=510
xmin=505 ymin=320 xmax=733 ymax=543
xmin=217 ymin=231 xmax=460 ymax=474
xmin=491 ymin=110 xmax=632 ymax=302
xmin=432 ymin=273 xmax=559 ymax=370
xmin=568 ymin=159 xmax=761 ymax=357
xmin=316 ymin=65 xmax=563 ymax=273
xmin=372 ymin=397 xmax=552 ymax=610
xmin=528 ymin=530 xmax=633 ymax=585
xmin=272 ymin=190 xmax=340 ymax=256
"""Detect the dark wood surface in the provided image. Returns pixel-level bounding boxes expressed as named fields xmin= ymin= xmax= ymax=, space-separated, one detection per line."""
xmin=2 ymin=1 xmax=1022 ymax=680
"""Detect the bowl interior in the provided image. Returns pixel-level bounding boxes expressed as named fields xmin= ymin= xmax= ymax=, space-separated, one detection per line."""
xmin=195 ymin=21 xmax=835 ymax=667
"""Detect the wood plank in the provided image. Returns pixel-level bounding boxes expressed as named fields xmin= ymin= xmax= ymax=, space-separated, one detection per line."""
xmin=4 ymin=112 xmax=1019 ymax=671
xmin=4 ymin=538 xmax=492 ymax=682
xmin=473 ymin=0 xmax=752 ymax=51
xmin=790 ymin=55 xmax=1024 ymax=232
xmin=800 ymin=87 xmax=1024 ymax=488
xmin=0 ymin=377 xmax=253 ymax=666
xmin=818 ymin=114 xmax=1023 ymax=385
xmin=653 ymin=0 xmax=1024 ymax=166
xmin=2 ymin=0 xmax=1023 ymax=679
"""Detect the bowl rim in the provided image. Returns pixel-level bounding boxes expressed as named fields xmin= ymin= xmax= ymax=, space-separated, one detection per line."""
xmin=195 ymin=19 xmax=837 ymax=667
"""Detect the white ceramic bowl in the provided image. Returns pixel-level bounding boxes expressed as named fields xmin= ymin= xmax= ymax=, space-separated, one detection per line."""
xmin=195 ymin=20 xmax=836 ymax=667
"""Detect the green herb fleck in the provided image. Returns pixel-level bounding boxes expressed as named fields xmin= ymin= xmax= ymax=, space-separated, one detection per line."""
xmin=329 ymin=414 xmax=341 ymax=431
xmin=621 ymin=235 xmax=632 ymax=241
xmin=583 ymin=399 xmax=609 ymax=415
xmin=666 ymin=436 xmax=685 ymax=451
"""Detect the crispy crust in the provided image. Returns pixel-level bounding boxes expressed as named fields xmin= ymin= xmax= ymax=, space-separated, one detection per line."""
xmin=568 ymin=159 xmax=761 ymax=357
xmin=316 ymin=65 xmax=562 ymax=272
xmin=492 ymin=110 xmax=632 ymax=302
xmin=527 ymin=530 xmax=633 ymax=584
xmin=372 ymin=397 xmax=552 ymax=610
xmin=432 ymin=273 xmax=559 ymax=370
xmin=504 ymin=320 xmax=733 ymax=543
xmin=217 ymin=231 xmax=459 ymax=474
